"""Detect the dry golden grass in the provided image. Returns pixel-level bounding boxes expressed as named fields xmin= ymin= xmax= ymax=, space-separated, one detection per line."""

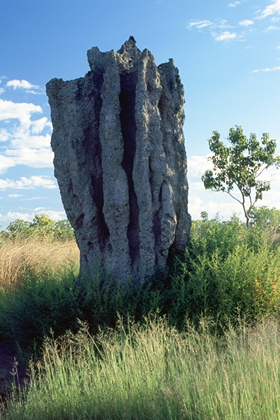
xmin=0 ymin=239 xmax=79 ymax=289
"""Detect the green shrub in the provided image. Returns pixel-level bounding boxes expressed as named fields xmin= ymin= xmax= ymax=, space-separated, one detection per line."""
xmin=0 ymin=267 xmax=80 ymax=356
xmin=0 ymin=213 xmax=279 ymax=358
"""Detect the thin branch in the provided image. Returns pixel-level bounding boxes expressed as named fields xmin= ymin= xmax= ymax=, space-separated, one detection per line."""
xmin=255 ymin=164 xmax=269 ymax=179
xmin=225 ymin=191 xmax=243 ymax=205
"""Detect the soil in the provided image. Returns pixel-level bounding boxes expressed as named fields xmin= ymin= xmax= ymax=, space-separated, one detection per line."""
xmin=0 ymin=340 xmax=28 ymax=410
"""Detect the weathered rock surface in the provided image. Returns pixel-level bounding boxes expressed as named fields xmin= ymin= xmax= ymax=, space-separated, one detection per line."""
xmin=46 ymin=37 xmax=191 ymax=282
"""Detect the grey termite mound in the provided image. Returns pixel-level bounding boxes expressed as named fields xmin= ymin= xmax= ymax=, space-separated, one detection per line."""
xmin=46 ymin=37 xmax=191 ymax=284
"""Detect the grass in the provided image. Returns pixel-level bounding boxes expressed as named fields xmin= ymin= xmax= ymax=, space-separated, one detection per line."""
xmin=2 ymin=316 xmax=280 ymax=419
xmin=0 ymin=216 xmax=279 ymax=418
xmin=0 ymin=238 xmax=79 ymax=289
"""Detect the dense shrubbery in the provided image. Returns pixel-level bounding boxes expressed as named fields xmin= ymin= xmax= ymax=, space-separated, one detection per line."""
xmin=0 ymin=210 xmax=279 ymax=356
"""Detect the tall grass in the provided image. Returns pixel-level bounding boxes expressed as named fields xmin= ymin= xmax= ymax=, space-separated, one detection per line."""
xmin=3 ymin=316 xmax=280 ymax=419
xmin=0 ymin=238 xmax=79 ymax=289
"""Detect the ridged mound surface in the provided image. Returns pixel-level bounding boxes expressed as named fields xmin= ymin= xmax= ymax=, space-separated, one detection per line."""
xmin=46 ymin=37 xmax=191 ymax=282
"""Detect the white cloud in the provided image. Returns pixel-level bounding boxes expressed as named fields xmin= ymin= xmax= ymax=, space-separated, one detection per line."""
xmin=189 ymin=181 xmax=206 ymax=191
xmin=214 ymin=31 xmax=238 ymax=41
xmin=228 ymin=1 xmax=241 ymax=7
xmin=0 ymin=99 xmax=42 ymax=124
xmin=258 ymin=0 xmax=280 ymax=18
xmin=0 ymin=155 xmax=17 ymax=173
xmin=252 ymin=65 xmax=280 ymax=72
xmin=39 ymin=210 xmax=66 ymax=221
xmin=31 ymin=117 xmax=52 ymax=134
xmin=0 ymin=211 xmax=33 ymax=223
xmin=265 ymin=25 xmax=280 ymax=31
xmin=187 ymin=20 xmax=213 ymax=29
xmin=0 ymin=209 xmax=66 ymax=229
xmin=9 ymin=133 xmax=51 ymax=149
xmin=188 ymin=155 xmax=212 ymax=178
xmin=0 ymin=98 xmax=53 ymax=172
xmin=6 ymin=79 xmax=42 ymax=94
xmin=188 ymin=19 xmax=231 ymax=31
xmin=0 ymin=128 xmax=12 ymax=142
xmin=0 ymin=176 xmax=56 ymax=190
xmin=188 ymin=195 xmax=242 ymax=221
xmin=239 ymin=19 xmax=254 ymax=27
xmin=3 ymin=147 xmax=53 ymax=168
xmin=8 ymin=194 xmax=22 ymax=198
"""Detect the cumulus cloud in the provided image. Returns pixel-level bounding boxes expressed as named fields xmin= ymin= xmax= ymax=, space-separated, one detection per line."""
xmin=5 ymin=79 xmax=43 ymax=94
xmin=0 ymin=211 xmax=34 ymax=223
xmin=214 ymin=31 xmax=238 ymax=41
xmin=3 ymin=147 xmax=53 ymax=168
xmin=0 ymin=176 xmax=56 ymax=190
xmin=9 ymin=133 xmax=51 ymax=149
xmin=31 ymin=117 xmax=52 ymax=134
xmin=0 ymin=98 xmax=53 ymax=172
xmin=239 ymin=19 xmax=254 ymax=27
xmin=0 ymin=99 xmax=42 ymax=125
xmin=0 ymin=155 xmax=18 ymax=173
xmin=258 ymin=0 xmax=280 ymax=19
xmin=188 ymin=155 xmax=212 ymax=178
xmin=0 ymin=128 xmax=12 ymax=142
xmin=252 ymin=65 xmax=280 ymax=72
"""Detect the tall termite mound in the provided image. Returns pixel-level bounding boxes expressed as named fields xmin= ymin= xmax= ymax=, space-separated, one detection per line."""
xmin=46 ymin=37 xmax=191 ymax=282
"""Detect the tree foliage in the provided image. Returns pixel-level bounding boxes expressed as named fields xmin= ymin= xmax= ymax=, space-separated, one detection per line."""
xmin=202 ymin=126 xmax=280 ymax=226
xmin=3 ymin=214 xmax=74 ymax=241
xmin=249 ymin=206 xmax=280 ymax=232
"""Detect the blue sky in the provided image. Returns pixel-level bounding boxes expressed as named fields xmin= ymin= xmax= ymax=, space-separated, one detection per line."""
xmin=0 ymin=0 xmax=280 ymax=229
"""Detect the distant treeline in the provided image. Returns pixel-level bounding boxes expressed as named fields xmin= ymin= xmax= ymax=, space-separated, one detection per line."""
xmin=1 ymin=206 xmax=280 ymax=243
xmin=0 ymin=214 xmax=74 ymax=241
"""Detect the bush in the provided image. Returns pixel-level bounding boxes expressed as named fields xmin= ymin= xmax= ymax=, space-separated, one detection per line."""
xmin=0 ymin=214 xmax=279 ymax=357
xmin=176 ymin=214 xmax=280 ymax=325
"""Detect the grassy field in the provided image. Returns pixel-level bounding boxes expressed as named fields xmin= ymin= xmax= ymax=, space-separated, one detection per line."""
xmin=0 ymin=238 xmax=79 ymax=289
xmin=0 ymin=216 xmax=279 ymax=419
xmin=3 ymin=317 xmax=280 ymax=420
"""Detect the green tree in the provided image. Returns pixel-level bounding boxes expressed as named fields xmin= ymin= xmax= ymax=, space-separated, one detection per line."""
xmin=54 ymin=219 xmax=75 ymax=241
xmin=202 ymin=126 xmax=280 ymax=227
xmin=6 ymin=219 xmax=32 ymax=239
xmin=249 ymin=206 xmax=280 ymax=232
xmin=29 ymin=214 xmax=56 ymax=240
